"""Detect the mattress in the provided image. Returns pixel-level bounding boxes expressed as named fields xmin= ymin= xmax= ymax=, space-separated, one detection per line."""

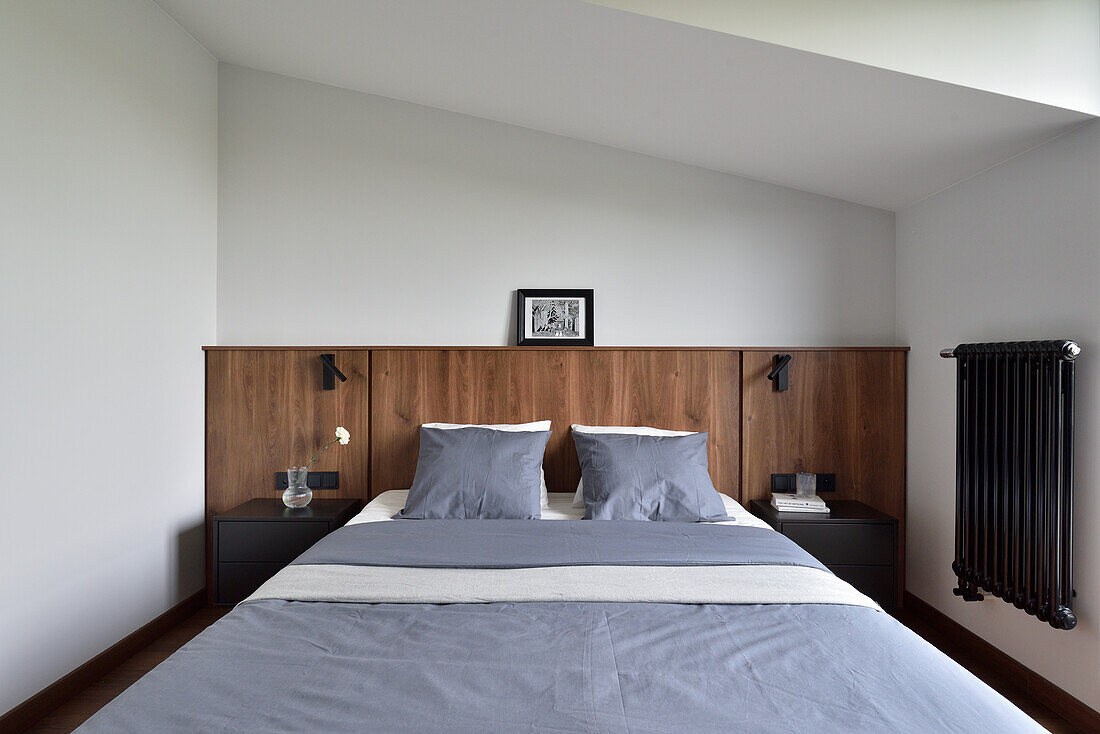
xmin=74 ymin=496 xmax=1044 ymax=733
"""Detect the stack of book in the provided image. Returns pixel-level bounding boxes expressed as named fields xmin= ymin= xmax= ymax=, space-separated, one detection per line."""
xmin=771 ymin=492 xmax=829 ymax=513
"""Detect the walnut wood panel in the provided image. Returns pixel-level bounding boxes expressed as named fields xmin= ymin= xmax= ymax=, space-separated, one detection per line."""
xmin=741 ymin=350 xmax=906 ymax=601
xmin=370 ymin=350 xmax=740 ymax=499
xmin=204 ymin=346 xmax=905 ymax=602
xmin=204 ymin=349 xmax=370 ymax=600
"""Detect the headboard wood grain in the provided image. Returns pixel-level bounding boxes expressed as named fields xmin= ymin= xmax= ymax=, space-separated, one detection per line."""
xmin=741 ymin=349 xmax=907 ymax=603
xmin=205 ymin=349 xmax=372 ymax=509
xmin=204 ymin=345 xmax=907 ymax=605
xmin=371 ymin=349 xmax=740 ymax=498
xmin=204 ymin=349 xmax=371 ymax=598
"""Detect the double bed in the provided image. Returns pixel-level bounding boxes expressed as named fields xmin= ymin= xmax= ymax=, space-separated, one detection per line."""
xmin=76 ymin=489 xmax=1044 ymax=733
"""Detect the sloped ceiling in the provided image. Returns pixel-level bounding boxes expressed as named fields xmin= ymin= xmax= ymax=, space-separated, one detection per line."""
xmin=154 ymin=0 xmax=1093 ymax=210
xmin=588 ymin=0 xmax=1100 ymax=116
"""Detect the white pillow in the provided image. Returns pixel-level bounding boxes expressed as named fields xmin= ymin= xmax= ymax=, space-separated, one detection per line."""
xmin=570 ymin=424 xmax=697 ymax=508
xmin=423 ymin=421 xmax=552 ymax=508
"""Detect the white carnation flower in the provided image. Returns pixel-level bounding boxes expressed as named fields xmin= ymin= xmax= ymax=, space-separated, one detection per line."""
xmin=335 ymin=426 xmax=350 ymax=445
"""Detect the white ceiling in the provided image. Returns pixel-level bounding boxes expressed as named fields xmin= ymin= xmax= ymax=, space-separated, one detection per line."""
xmin=589 ymin=0 xmax=1100 ymax=115
xmin=155 ymin=0 xmax=1094 ymax=210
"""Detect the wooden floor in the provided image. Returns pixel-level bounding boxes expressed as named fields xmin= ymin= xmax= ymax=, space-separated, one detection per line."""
xmin=23 ymin=606 xmax=231 ymax=734
xmin=892 ymin=608 xmax=1080 ymax=733
xmin=22 ymin=606 xmax=1081 ymax=733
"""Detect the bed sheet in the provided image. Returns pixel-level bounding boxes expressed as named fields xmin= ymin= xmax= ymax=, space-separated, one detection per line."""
xmin=349 ymin=489 xmax=772 ymax=529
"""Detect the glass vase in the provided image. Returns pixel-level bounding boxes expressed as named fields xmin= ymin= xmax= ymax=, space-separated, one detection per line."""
xmin=282 ymin=466 xmax=313 ymax=508
xmin=796 ymin=472 xmax=816 ymax=498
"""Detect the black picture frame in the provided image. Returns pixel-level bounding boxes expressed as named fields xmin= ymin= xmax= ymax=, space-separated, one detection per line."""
xmin=516 ymin=289 xmax=594 ymax=346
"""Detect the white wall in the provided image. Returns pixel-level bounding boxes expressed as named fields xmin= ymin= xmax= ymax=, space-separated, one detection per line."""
xmin=0 ymin=0 xmax=217 ymax=714
xmin=897 ymin=120 xmax=1100 ymax=711
xmin=216 ymin=65 xmax=896 ymax=346
xmin=590 ymin=0 xmax=1100 ymax=115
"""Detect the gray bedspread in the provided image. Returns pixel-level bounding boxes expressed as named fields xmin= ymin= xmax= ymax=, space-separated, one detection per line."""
xmin=291 ymin=519 xmax=828 ymax=569
xmin=75 ymin=521 xmax=1045 ymax=733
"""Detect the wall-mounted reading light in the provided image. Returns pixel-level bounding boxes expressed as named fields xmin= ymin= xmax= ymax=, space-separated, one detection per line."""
xmin=767 ymin=353 xmax=791 ymax=392
xmin=320 ymin=353 xmax=348 ymax=390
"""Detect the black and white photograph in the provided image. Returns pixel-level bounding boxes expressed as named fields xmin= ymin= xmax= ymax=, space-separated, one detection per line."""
xmin=516 ymin=289 xmax=594 ymax=346
xmin=530 ymin=298 xmax=581 ymax=337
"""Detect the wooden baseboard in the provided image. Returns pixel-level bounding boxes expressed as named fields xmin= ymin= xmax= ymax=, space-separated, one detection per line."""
xmin=0 ymin=589 xmax=205 ymax=733
xmin=904 ymin=591 xmax=1099 ymax=732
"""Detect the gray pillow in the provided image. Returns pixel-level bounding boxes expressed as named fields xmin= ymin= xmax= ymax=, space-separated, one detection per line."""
xmin=574 ymin=431 xmax=728 ymax=522
xmin=396 ymin=426 xmax=551 ymax=519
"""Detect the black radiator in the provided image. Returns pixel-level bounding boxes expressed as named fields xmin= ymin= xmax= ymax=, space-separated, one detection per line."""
xmin=941 ymin=340 xmax=1079 ymax=630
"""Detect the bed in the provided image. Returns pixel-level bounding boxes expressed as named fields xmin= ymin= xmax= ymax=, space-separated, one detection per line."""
xmin=75 ymin=489 xmax=1044 ymax=733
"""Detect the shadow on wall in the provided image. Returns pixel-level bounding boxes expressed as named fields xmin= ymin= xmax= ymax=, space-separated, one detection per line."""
xmin=174 ymin=522 xmax=205 ymax=599
xmin=506 ymin=290 xmax=518 ymax=346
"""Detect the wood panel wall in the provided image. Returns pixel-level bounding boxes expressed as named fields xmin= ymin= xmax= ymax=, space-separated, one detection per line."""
xmin=741 ymin=349 xmax=907 ymax=600
xmin=371 ymin=349 xmax=740 ymax=497
xmin=204 ymin=349 xmax=371 ymax=598
xmin=205 ymin=346 xmax=906 ymax=601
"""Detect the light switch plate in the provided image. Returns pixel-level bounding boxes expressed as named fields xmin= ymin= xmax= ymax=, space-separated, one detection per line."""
xmin=274 ymin=471 xmax=339 ymax=490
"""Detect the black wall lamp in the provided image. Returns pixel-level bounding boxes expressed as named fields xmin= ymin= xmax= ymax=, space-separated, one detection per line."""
xmin=767 ymin=353 xmax=791 ymax=391
xmin=320 ymin=353 xmax=348 ymax=390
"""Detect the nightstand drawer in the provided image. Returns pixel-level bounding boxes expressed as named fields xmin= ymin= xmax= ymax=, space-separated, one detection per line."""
xmin=217 ymin=562 xmax=286 ymax=604
xmin=218 ymin=520 xmax=330 ymax=563
xmin=829 ymin=564 xmax=896 ymax=608
xmin=782 ymin=523 xmax=894 ymax=566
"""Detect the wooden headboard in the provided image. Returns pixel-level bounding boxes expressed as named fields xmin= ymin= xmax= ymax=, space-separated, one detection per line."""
xmin=371 ymin=349 xmax=740 ymax=497
xmin=204 ymin=345 xmax=907 ymax=601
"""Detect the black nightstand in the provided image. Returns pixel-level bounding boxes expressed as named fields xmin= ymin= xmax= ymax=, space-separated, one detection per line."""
xmin=749 ymin=499 xmax=898 ymax=609
xmin=213 ymin=498 xmax=361 ymax=605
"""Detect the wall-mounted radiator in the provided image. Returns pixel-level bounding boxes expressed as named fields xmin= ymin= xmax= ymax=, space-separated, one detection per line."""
xmin=940 ymin=340 xmax=1079 ymax=630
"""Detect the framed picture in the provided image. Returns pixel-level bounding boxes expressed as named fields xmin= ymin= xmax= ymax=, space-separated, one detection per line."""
xmin=516 ymin=289 xmax=594 ymax=346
